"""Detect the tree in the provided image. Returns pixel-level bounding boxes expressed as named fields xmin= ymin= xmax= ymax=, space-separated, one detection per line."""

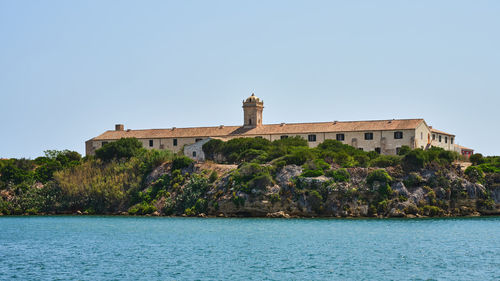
xmin=95 ymin=138 xmax=144 ymax=161
xmin=469 ymin=153 xmax=484 ymax=166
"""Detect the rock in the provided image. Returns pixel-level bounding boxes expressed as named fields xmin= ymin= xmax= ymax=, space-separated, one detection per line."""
xmin=198 ymin=213 xmax=207 ymax=218
xmin=266 ymin=211 xmax=290 ymax=218
xmin=275 ymin=165 xmax=303 ymax=186
xmin=409 ymin=187 xmax=425 ymax=205
xmin=76 ymin=210 xmax=82 ymax=215
xmin=392 ymin=182 xmax=410 ymax=198
xmin=388 ymin=208 xmax=405 ymax=217
xmin=120 ymin=212 xmax=129 ymax=216
xmin=217 ymin=213 xmax=225 ymax=217
xmin=152 ymin=211 xmax=160 ymax=216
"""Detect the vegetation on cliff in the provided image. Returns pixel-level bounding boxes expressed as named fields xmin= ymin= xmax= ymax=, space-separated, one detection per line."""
xmin=1 ymin=137 xmax=499 ymax=217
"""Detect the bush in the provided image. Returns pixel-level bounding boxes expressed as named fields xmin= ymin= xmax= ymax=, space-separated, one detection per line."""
xmin=469 ymin=153 xmax=484 ymax=166
xmin=403 ymin=172 xmax=423 ymax=187
xmin=307 ymin=190 xmax=323 ymax=213
xmin=209 ymin=171 xmax=218 ymax=183
xmin=202 ymin=139 xmax=224 ymax=161
xmin=172 ymin=156 xmax=194 ymax=170
xmin=128 ymin=202 xmax=157 ymax=215
xmin=269 ymin=193 xmax=281 ymax=204
xmin=325 ymin=168 xmax=350 ymax=182
xmin=465 ymin=166 xmax=485 ymax=184
xmin=301 ymin=169 xmax=324 ymax=177
xmin=369 ymin=155 xmax=401 ymax=168
xmin=402 ymin=149 xmax=427 ymax=171
xmin=367 ymin=169 xmax=392 ymax=186
xmin=95 ymin=138 xmax=145 ymax=161
xmin=397 ymin=145 xmax=411 ymax=156
xmin=303 ymin=159 xmax=330 ymax=171
xmin=421 ymin=205 xmax=442 ymax=217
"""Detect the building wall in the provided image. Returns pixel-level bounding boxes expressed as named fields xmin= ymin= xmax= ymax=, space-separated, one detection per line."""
xmin=415 ymin=122 xmax=432 ymax=150
xmin=431 ymin=133 xmax=454 ymax=151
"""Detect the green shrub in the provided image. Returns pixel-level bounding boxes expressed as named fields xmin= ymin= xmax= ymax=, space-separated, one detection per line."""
xmin=402 ymin=149 xmax=427 ymax=171
xmin=269 ymin=193 xmax=281 ymax=204
xmin=301 ymin=169 xmax=324 ymax=177
xmin=209 ymin=171 xmax=218 ymax=183
xmin=465 ymin=166 xmax=485 ymax=184
xmin=469 ymin=153 xmax=484 ymax=166
xmin=421 ymin=205 xmax=442 ymax=217
xmin=367 ymin=169 xmax=392 ymax=186
xmin=369 ymin=155 xmax=401 ymax=168
xmin=397 ymin=145 xmax=411 ymax=156
xmin=172 ymin=156 xmax=194 ymax=170
xmin=95 ymin=138 xmax=145 ymax=162
xmin=403 ymin=172 xmax=423 ymax=187
xmin=128 ymin=202 xmax=157 ymax=215
xmin=325 ymin=168 xmax=350 ymax=182
xmin=303 ymin=159 xmax=330 ymax=171
xmin=202 ymin=139 xmax=225 ymax=161
xmin=308 ymin=190 xmax=323 ymax=213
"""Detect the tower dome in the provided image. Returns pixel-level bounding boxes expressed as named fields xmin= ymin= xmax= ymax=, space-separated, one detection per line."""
xmin=242 ymin=93 xmax=264 ymax=128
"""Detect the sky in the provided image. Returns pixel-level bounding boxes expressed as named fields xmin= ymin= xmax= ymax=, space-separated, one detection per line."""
xmin=0 ymin=0 xmax=499 ymax=158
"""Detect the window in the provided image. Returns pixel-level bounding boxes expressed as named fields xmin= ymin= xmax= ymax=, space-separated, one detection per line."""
xmin=308 ymin=134 xmax=316 ymax=142
xmin=336 ymin=134 xmax=345 ymax=141
xmin=249 ymin=118 xmax=252 ymax=125
xmin=432 ymin=134 xmax=436 ymax=140
xmin=445 ymin=136 xmax=448 ymax=143
xmin=280 ymin=135 xmax=288 ymax=139
xmin=375 ymin=147 xmax=381 ymax=154
xmin=364 ymin=133 xmax=373 ymax=140
xmin=173 ymin=139 xmax=178 ymax=146
xmin=195 ymin=138 xmax=202 ymax=142
xmin=101 ymin=141 xmax=108 ymax=146
xmin=358 ymin=148 xmax=364 ymax=151
xmin=149 ymin=140 xmax=153 ymax=147
xmin=394 ymin=131 xmax=403 ymax=139
xmin=192 ymin=151 xmax=196 ymax=157
xmin=421 ymin=132 xmax=423 ymax=139
xmin=439 ymin=135 xmax=442 ymax=142
xmin=451 ymin=137 xmax=454 ymax=144
xmin=255 ymin=136 xmax=263 ymax=139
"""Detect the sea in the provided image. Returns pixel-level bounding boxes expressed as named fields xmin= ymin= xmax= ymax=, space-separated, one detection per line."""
xmin=1 ymin=216 xmax=499 ymax=280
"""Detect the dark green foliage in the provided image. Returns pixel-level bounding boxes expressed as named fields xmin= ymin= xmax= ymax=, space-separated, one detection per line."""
xmin=303 ymin=159 xmax=330 ymax=171
xmin=325 ymin=168 xmax=350 ymax=182
xmin=367 ymin=169 xmax=393 ymax=199
xmin=232 ymin=163 xmax=273 ymax=192
xmin=469 ymin=153 xmax=484 ymax=166
xmin=402 ymin=149 xmax=427 ymax=171
xmin=172 ymin=156 xmax=194 ymax=170
xmin=0 ymin=159 xmax=34 ymax=186
xmin=269 ymin=193 xmax=280 ymax=204
xmin=301 ymin=169 xmax=324 ymax=177
xmin=202 ymin=139 xmax=224 ymax=160
xmin=403 ymin=172 xmax=423 ymax=187
xmin=95 ymin=138 xmax=144 ymax=161
xmin=397 ymin=145 xmax=411 ymax=156
xmin=175 ymin=175 xmax=210 ymax=214
xmin=209 ymin=171 xmax=218 ymax=183
xmin=369 ymin=155 xmax=401 ymax=168
xmin=128 ymin=202 xmax=157 ymax=215
xmin=465 ymin=166 xmax=485 ymax=184
xmin=307 ymin=190 xmax=323 ymax=213
xmin=421 ymin=205 xmax=443 ymax=217
xmin=283 ymin=147 xmax=315 ymax=166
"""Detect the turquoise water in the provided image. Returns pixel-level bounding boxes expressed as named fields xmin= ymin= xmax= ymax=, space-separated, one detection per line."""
xmin=0 ymin=217 xmax=499 ymax=280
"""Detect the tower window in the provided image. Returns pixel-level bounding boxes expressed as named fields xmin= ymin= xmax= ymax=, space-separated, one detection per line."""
xmin=364 ymin=133 xmax=373 ymax=140
xmin=280 ymin=135 xmax=288 ymax=139
xmin=149 ymin=140 xmax=153 ymax=147
xmin=336 ymin=134 xmax=345 ymax=141
xmin=308 ymin=134 xmax=316 ymax=142
xmin=173 ymin=139 xmax=178 ymax=146
xmin=249 ymin=118 xmax=252 ymax=125
xmin=394 ymin=132 xmax=403 ymax=139
xmin=192 ymin=151 xmax=196 ymax=157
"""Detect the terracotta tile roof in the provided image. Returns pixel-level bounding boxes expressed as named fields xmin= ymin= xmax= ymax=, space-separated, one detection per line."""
xmin=431 ymin=128 xmax=455 ymax=136
xmin=454 ymin=144 xmax=473 ymax=151
xmin=90 ymin=119 xmax=425 ymax=141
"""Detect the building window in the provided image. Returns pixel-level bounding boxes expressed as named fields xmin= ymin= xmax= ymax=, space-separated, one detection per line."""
xmin=308 ymin=134 xmax=316 ymax=142
xmin=421 ymin=132 xmax=423 ymax=139
xmin=255 ymin=136 xmax=263 ymax=139
xmin=280 ymin=135 xmax=288 ymax=139
xmin=439 ymin=135 xmax=442 ymax=142
xmin=101 ymin=141 xmax=108 ymax=146
xmin=149 ymin=140 xmax=153 ymax=147
xmin=432 ymin=134 xmax=436 ymax=140
xmin=195 ymin=138 xmax=202 ymax=142
xmin=358 ymin=148 xmax=364 ymax=151
xmin=451 ymin=137 xmax=454 ymax=144
xmin=394 ymin=131 xmax=403 ymax=139
xmin=192 ymin=151 xmax=196 ymax=157
xmin=375 ymin=147 xmax=381 ymax=154
xmin=249 ymin=119 xmax=252 ymax=125
xmin=445 ymin=136 xmax=448 ymax=143
xmin=336 ymin=134 xmax=345 ymax=141
xmin=173 ymin=139 xmax=178 ymax=146
xmin=364 ymin=133 xmax=373 ymax=140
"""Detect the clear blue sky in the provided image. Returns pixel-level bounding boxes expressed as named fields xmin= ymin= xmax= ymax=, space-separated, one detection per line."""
xmin=1 ymin=0 xmax=499 ymax=158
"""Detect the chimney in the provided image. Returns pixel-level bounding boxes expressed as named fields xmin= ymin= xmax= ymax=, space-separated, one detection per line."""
xmin=115 ymin=124 xmax=124 ymax=131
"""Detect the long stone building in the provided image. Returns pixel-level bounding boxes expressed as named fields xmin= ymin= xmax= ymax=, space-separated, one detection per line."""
xmin=85 ymin=94 xmax=471 ymax=159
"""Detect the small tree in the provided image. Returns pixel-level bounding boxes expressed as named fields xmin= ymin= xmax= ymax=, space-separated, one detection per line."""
xmin=95 ymin=138 xmax=144 ymax=161
xmin=469 ymin=153 xmax=484 ymax=166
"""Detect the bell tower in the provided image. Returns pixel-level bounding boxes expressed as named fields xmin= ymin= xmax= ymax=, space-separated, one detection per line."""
xmin=242 ymin=93 xmax=264 ymax=128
